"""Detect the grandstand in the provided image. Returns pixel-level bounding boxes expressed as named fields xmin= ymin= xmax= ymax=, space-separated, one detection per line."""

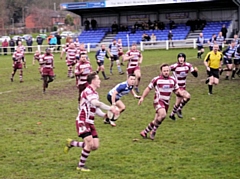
xmin=61 ymin=0 xmax=238 ymax=50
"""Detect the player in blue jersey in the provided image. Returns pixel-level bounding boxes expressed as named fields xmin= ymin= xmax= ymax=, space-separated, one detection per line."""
xmin=108 ymin=39 xmax=124 ymax=75
xmin=95 ymin=44 xmax=110 ymax=80
xmin=220 ymin=40 xmax=236 ymax=80
xmin=104 ymin=74 xmax=141 ymax=126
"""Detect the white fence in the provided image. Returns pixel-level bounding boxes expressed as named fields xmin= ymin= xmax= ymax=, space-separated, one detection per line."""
xmin=0 ymin=38 xmax=237 ymax=55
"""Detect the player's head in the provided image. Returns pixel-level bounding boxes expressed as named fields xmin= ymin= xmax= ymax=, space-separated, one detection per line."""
xmin=35 ymin=50 xmax=39 ymax=54
xmin=127 ymin=74 xmax=136 ymax=86
xmin=199 ymin=33 xmax=203 ymax=37
xmin=18 ymin=41 xmax=22 ymax=46
xmin=45 ymin=48 xmax=51 ymax=55
xmin=230 ymin=40 xmax=236 ymax=47
xmin=69 ymin=43 xmax=75 ymax=49
xmin=87 ymin=72 xmax=101 ymax=88
xmin=112 ymin=39 xmax=116 ymax=44
xmin=177 ymin=53 xmax=186 ymax=63
xmin=213 ymin=44 xmax=219 ymax=53
xmin=80 ymin=43 xmax=85 ymax=49
xmin=80 ymin=53 xmax=87 ymax=62
xmin=118 ymin=38 xmax=122 ymax=43
xmin=131 ymin=43 xmax=137 ymax=50
xmin=101 ymin=44 xmax=106 ymax=50
xmin=160 ymin=63 xmax=170 ymax=78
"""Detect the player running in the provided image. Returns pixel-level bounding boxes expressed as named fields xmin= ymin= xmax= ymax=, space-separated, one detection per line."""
xmin=169 ymin=53 xmax=198 ymax=120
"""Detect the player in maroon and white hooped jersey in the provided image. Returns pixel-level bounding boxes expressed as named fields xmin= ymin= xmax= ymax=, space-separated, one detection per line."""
xmin=42 ymin=48 xmax=55 ymax=94
xmin=32 ymin=50 xmax=40 ymax=65
xmin=74 ymin=38 xmax=80 ymax=48
xmin=66 ymin=43 xmax=78 ymax=78
xmin=10 ymin=47 xmax=24 ymax=83
xmin=124 ymin=43 xmax=143 ymax=94
xmin=117 ymin=38 xmax=124 ymax=66
xmin=60 ymin=38 xmax=73 ymax=60
xmin=75 ymin=54 xmax=93 ymax=106
xmin=169 ymin=53 xmax=198 ymax=120
xmin=139 ymin=63 xmax=184 ymax=140
xmin=63 ymin=72 xmax=119 ymax=171
xmin=17 ymin=41 xmax=27 ymax=68
xmin=77 ymin=43 xmax=90 ymax=61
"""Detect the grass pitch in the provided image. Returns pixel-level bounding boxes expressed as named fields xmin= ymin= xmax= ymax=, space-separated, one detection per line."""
xmin=0 ymin=48 xmax=240 ymax=179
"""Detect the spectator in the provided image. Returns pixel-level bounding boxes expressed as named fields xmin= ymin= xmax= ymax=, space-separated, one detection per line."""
xmin=111 ymin=21 xmax=119 ymax=34
xmin=151 ymin=33 xmax=156 ymax=42
xmin=36 ymin=36 xmax=44 ymax=45
xmin=169 ymin=19 xmax=176 ymax=30
xmin=49 ymin=35 xmax=57 ymax=49
xmin=9 ymin=38 xmax=15 ymax=54
xmin=168 ymin=30 xmax=174 ymax=47
xmin=158 ymin=21 xmax=165 ymax=30
xmin=91 ymin=18 xmax=97 ymax=30
xmin=142 ymin=33 xmax=151 ymax=41
xmin=221 ymin=24 xmax=228 ymax=39
xmin=55 ymin=32 xmax=62 ymax=51
xmin=84 ymin=18 xmax=90 ymax=31
xmin=26 ymin=37 xmax=33 ymax=52
xmin=16 ymin=37 xmax=21 ymax=46
xmin=2 ymin=39 xmax=8 ymax=55
xmin=131 ymin=25 xmax=136 ymax=34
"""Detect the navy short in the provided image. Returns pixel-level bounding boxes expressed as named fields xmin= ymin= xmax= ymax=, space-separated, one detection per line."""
xmin=207 ymin=68 xmax=219 ymax=79
xmin=111 ymin=55 xmax=119 ymax=61
xmin=197 ymin=45 xmax=203 ymax=50
xmin=107 ymin=94 xmax=120 ymax=104
xmin=218 ymin=45 xmax=223 ymax=51
xmin=97 ymin=60 xmax=104 ymax=66
xmin=223 ymin=57 xmax=232 ymax=65
xmin=234 ymin=58 xmax=240 ymax=65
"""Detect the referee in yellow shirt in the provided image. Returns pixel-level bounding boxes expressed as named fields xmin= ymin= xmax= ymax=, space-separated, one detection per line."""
xmin=203 ymin=44 xmax=223 ymax=95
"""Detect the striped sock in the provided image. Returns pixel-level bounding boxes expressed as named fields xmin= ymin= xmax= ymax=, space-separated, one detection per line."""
xmin=71 ymin=141 xmax=85 ymax=148
xmin=170 ymin=104 xmax=179 ymax=116
xmin=144 ymin=122 xmax=154 ymax=134
xmin=78 ymin=149 xmax=90 ymax=168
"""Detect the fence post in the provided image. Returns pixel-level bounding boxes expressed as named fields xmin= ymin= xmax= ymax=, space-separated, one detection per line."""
xmin=87 ymin=43 xmax=90 ymax=52
xmin=140 ymin=41 xmax=144 ymax=51
xmin=166 ymin=40 xmax=169 ymax=50
xmin=193 ymin=39 xmax=196 ymax=49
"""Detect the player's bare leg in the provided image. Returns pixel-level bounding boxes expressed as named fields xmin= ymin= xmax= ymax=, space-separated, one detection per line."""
xmin=134 ymin=69 xmax=141 ymax=94
xmin=110 ymin=60 xmax=114 ymax=75
xmin=19 ymin=69 xmax=23 ymax=83
xmin=11 ymin=69 xmax=17 ymax=82
xmin=116 ymin=60 xmax=124 ymax=75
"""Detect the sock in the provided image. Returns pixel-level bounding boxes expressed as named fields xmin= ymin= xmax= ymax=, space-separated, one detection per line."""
xmin=71 ymin=141 xmax=85 ymax=148
xmin=78 ymin=148 xmax=90 ymax=168
xmin=96 ymin=70 xmax=99 ymax=74
xmin=152 ymin=122 xmax=161 ymax=133
xmin=102 ymin=71 xmax=107 ymax=78
xmin=208 ymin=85 xmax=213 ymax=94
xmin=110 ymin=68 xmax=112 ymax=73
xmin=144 ymin=122 xmax=154 ymax=134
xmin=170 ymin=104 xmax=179 ymax=116
xmin=232 ymin=68 xmax=237 ymax=78
xmin=178 ymin=99 xmax=190 ymax=111
xmin=197 ymin=52 xmax=200 ymax=58
xmin=117 ymin=66 xmax=122 ymax=72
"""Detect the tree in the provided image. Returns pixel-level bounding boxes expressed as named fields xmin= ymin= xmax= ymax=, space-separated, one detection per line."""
xmin=64 ymin=14 xmax=74 ymax=26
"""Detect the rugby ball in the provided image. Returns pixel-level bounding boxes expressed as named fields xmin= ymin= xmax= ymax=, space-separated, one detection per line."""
xmin=107 ymin=106 xmax=120 ymax=121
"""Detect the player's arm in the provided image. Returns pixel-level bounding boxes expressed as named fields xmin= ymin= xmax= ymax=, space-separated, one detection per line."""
xmin=91 ymin=99 xmax=119 ymax=115
xmin=138 ymin=54 xmax=143 ymax=64
xmin=107 ymin=46 xmax=112 ymax=57
xmin=138 ymin=87 xmax=151 ymax=105
xmin=130 ymin=89 xmax=141 ymax=99
xmin=60 ymin=49 xmax=65 ymax=59
xmin=95 ymin=50 xmax=99 ymax=61
xmin=111 ymin=90 xmax=118 ymax=106
xmin=191 ymin=66 xmax=198 ymax=77
xmin=74 ymin=65 xmax=83 ymax=76
xmin=95 ymin=107 xmax=107 ymax=118
xmin=203 ymin=54 xmax=211 ymax=71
